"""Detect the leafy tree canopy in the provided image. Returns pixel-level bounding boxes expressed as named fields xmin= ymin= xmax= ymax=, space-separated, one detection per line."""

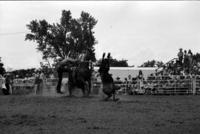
xmin=96 ymin=56 xmax=129 ymax=67
xmin=25 ymin=10 xmax=98 ymax=62
xmin=11 ymin=68 xmax=36 ymax=78
xmin=140 ymin=60 xmax=164 ymax=68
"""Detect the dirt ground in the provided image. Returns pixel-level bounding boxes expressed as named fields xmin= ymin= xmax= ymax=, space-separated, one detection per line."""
xmin=0 ymin=94 xmax=200 ymax=134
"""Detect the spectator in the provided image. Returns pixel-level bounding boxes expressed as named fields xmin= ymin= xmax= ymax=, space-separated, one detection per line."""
xmin=138 ymin=70 xmax=144 ymax=80
xmin=173 ymin=60 xmax=180 ymax=75
xmin=178 ymin=48 xmax=184 ymax=66
xmin=127 ymin=75 xmax=133 ymax=95
xmin=115 ymin=77 xmax=122 ymax=84
xmin=34 ymin=70 xmax=44 ymax=95
xmin=128 ymin=75 xmax=132 ymax=80
xmin=132 ymin=77 xmax=137 ymax=84
xmin=137 ymin=70 xmax=144 ymax=92
xmin=168 ymin=61 xmax=174 ymax=74
xmin=0 ymin=63 xmax=6 ymax=76
xmin=188 ymin=49 xmax=193 ymax=74
xmin=124 ymin=78 xmax=128 ymax=94
xmin=163 ymin=65 xmax=168 ymax=76
xmin=183 ymin=50 xmax=189 ymax=74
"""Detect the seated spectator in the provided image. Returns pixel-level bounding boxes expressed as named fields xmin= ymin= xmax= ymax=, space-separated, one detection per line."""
xmin=115 ymin=77 xmax=122 ymax=84
xmin=132 ymin=77 xmax=137 ymax=84
xmin=138 ymin=70 xmax=144 ymax=80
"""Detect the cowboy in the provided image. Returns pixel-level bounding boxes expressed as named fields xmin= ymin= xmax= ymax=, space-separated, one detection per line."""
xmin=99 ymin=52 xmax=111 ymax=75
xmin=98 ymin=53 xmax=119 ymax=101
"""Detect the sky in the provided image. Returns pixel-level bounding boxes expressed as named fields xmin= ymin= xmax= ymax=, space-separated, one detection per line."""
xmin=1 ymin=1 xmax=200 ymax=70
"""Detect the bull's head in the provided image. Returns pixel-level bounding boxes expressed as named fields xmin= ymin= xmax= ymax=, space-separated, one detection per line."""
xmin=57 ymin=56 xmax=75 ymax=72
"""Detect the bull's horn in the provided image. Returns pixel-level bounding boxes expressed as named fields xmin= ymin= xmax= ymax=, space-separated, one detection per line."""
xmin=107 ymin=53 xmax=111 ymax=58
xmin=102 ymin=53 xmax=105 ymax=59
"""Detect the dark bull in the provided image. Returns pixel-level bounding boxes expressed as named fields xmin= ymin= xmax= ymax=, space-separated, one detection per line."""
xmin=56 ymin=59 xmax=92 ymax=97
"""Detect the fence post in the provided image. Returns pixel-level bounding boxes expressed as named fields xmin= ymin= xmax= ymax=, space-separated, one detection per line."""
xmin=192 ymin=77 xmax=196 ymax=95
xmin=173 ymin=79 xmax=177 ymax=95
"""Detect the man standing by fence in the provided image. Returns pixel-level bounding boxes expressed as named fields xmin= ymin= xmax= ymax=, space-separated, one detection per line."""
xmin=34 ymin=70 xmax=46 ymax=95
xmin=0 ymin=63 xmax=8 ymax=95
xmin=0 ymin=63 xmax=6 ymax=76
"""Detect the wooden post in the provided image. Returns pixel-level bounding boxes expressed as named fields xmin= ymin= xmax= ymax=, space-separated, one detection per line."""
xmin=192 ymin=77 xmax=196 ymax=95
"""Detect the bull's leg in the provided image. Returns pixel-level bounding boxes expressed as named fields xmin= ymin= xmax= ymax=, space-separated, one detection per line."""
xmin=68 ymin=82 xmax=73 ymax=97
xmin=112 ymin=93 xmax=115 ymax=101
xmin=82 ymin=88 xmax=86 ymax=97
xmin=88 ymin=79 xmax=91 ymax=95
xmin=86 ymin=81 xmax=90 ymax=97
xmin=56 ymin=70 xmax=63 ymax=94
xmin=104 ymin=93 xmax=112 ymax=101
xmin=82 ymin=82 xmax=89 ymax=97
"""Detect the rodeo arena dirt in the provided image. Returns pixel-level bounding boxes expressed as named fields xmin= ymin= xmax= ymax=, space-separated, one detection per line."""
xmin=1 ymin=50 xmax=200 ymax=134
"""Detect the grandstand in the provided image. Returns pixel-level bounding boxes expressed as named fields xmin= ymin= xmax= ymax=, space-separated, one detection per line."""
xmin=93 ymin=66 xmax=157 ymax=80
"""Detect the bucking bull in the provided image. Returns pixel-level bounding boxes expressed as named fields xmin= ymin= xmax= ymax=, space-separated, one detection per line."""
xmin=56 ymin=56 xmax=92 ymax=97
xmin=56 ymin=53 xmax=119 ymax=101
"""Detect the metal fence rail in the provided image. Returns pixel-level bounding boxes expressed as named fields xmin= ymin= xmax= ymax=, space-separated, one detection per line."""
xmin=144 ymin=79 xmax=193 ymax=95
xmin=195 ymin=79 xmax=200 ymax=94
xmin=1 ymin=77 xmax=200 ymax=95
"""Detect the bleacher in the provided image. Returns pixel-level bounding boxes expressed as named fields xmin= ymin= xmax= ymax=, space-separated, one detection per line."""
xmin=145 ymin=76 xmax=193 ymax=95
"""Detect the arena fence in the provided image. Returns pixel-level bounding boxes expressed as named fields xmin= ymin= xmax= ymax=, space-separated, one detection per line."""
xmin=195 ymin=79 xmax=200 ymax=94
xmin=93 ymin=78 xmax=199 ymax=95
xmin=0 ymin=77 xmax=200 ymax=95
xmin=144 ymin=79 xmax=193 ymax=95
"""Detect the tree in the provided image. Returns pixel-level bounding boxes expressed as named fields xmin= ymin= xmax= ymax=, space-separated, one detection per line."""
xmin=11 ymin=68 xmax=36 ymax=78
xmin=40 ymin=61 xmax=53 ymax=78
xmin=96 ymin=56 xmax=129 ymax=67
xmin=109 ymin=58 xmax=129 ymax=67
xmin=25 ymin=10 xmax=98 ymax=62
xmin=140 ymin=60 xmax=164 ymax=67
